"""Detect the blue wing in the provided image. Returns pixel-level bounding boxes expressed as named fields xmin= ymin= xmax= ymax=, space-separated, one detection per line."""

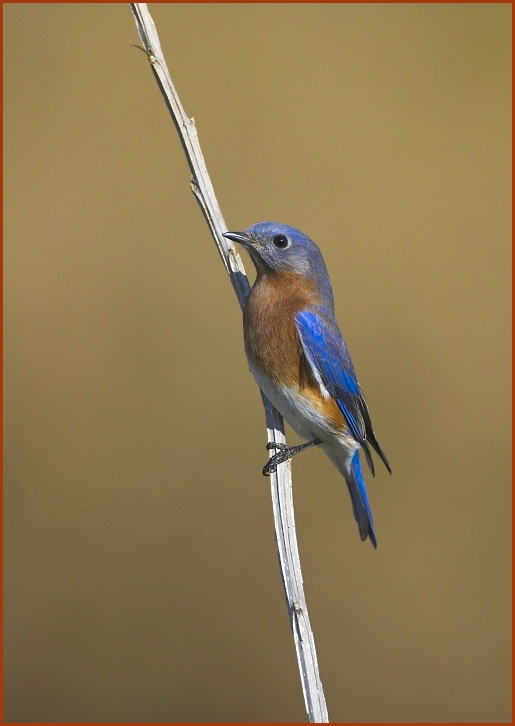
xmin=295 ymin=308 xmax=391 ymax=475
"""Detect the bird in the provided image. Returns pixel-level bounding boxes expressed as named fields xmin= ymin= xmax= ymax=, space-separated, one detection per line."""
xmin=223 ymin=221 xmax=391 ymax=548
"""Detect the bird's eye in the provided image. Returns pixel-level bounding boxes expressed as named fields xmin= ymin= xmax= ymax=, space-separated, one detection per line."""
xmin=273 ymin=234 xmax=289 ymax=249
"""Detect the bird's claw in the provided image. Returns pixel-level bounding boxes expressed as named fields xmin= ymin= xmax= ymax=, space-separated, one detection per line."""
xmin=263 ymin=448 xmax=293 ymax=476
xmin=262 ymin=438 xmax=322 ymax=476
xmin=266 ymin=442 xmax=289 ymax=452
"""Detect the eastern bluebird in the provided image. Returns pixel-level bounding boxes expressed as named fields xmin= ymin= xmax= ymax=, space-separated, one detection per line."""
xmin=223 ymin=222 xmax=391 ymax=548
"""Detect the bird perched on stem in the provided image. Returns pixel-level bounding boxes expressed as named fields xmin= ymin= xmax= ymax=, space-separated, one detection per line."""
xmin=223 ymin=222 xmax=391 ymax=548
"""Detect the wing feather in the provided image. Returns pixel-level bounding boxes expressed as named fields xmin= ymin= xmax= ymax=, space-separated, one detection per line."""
xmin=295 ymin=309 xmax=391 ymax=474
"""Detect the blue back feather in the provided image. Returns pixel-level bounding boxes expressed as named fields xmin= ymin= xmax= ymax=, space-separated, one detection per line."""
xmin=295 ymin=308 xmax=391 ymax=476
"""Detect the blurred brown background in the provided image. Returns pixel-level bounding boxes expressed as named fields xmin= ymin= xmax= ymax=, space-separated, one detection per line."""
xmin=4 ymin=4 xmax=511 ymax=723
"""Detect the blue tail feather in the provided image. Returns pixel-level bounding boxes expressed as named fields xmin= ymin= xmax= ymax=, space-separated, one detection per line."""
xmin=346 ymin=450 xmax=377 ymax=548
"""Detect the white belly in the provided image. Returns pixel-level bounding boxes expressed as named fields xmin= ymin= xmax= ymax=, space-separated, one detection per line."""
xmin=248 ymin=358 xmax=358 ymax=476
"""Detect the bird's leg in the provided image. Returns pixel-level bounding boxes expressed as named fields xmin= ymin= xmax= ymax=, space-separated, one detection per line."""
xmin=263 ymin=438 xmax=322 ymax=476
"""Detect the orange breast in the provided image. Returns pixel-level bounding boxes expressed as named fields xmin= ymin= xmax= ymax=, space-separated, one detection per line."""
xmin=243 ymin=272 xmax=304 ymax=388
xmin=243 ymin=271 xmax=347 ymax=435
xmin=243 ymin=275 xmax=300 ymax=385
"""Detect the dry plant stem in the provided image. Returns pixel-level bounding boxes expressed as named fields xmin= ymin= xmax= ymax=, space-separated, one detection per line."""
xmin=129 ymin=4 xmax=329 ymax=722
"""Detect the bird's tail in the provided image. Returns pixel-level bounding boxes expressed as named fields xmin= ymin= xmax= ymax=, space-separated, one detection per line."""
xmin=345 ymin=450 xmax=377 ymax=548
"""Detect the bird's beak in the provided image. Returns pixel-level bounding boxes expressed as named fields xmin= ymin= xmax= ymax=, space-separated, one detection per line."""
xmin=222 ymin=231 xmax=252 ymax=247
xmin=223 ymin=230 xmax=268 ymax=273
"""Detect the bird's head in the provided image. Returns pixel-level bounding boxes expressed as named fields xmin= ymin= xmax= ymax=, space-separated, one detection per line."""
xmin=223 ymin=221 xmax=330 ymax=285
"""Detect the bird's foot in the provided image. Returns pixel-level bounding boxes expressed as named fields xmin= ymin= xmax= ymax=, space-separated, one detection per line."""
xmin=266 ymin=441 xmax=289 ymax=452
xmin=262 ymin=439 xmax=322 ymax=476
